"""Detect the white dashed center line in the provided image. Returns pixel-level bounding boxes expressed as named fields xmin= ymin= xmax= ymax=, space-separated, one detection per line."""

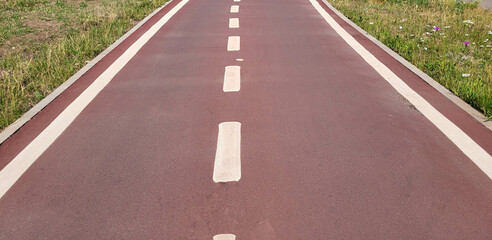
xmin=227 ymin=36 xmax=240 ymax=51
xmin=229 ymin=18 xmax=239 ymax=28
xmin=230 ymin=5 xmax=239 ymax=13
xmin=214 ymin=234 xmax=236 ymax=240
xmin=213 ymin=122 xmax=241 ymax=183
xmin=223 ymin=66 xmax=241 ymax=92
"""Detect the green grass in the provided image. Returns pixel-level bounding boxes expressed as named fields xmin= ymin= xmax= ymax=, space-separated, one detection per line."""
xmin=0 ymin=0 xmax=167 ymax=130
xmin=329 ymin=0 xmax=492 ymax=119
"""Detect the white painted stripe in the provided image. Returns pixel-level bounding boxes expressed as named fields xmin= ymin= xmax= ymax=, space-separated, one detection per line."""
xmin=322 ymin=0 xmax=492 ymax=131
xmin=213 ymin=122 xmax=241 ymax=183
xmin=0 ymin=1 xmax=173 ymax=146
xmin=234 ymin=0 xmax=240 ymax=2
xmin=310 ymin=0 xmax=492 ymax=179
xmin=230 ymin=5 xmax=239 ymax=13
xmin=223 ymin=66 xmax=241 ymax=92
xmin=227 ymin=36 xmax=240 ymax=51
xmin=214 ymin=234 xmax=236 ymax=240
xmin=0 ymin=0 xmax=191 ymax=199
xmin=229 ymin=18 xmax=239 ymax=28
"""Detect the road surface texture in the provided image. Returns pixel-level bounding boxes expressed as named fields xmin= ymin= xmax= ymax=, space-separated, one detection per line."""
xmin=0 ymin=0 xmax=492 ymax=239
xmin=480 ymin=0 xmax=492 ymax=9
xmin=468 ymin=0 xmax=492 ymax=9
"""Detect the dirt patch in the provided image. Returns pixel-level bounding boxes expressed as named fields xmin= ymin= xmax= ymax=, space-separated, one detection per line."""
xmin=0 ymin=0 xmax=105 ymax=58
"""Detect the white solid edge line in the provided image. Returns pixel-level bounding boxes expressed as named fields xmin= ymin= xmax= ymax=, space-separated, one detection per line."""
xmin=229 ymin=18 xmax=239 ymax=28
xmin=321 ymin=0 xmax=492 ymax=131
xmin=230 ymin=5 xmax=239 ymax=13
xmin=213 ymin=234 xmax=236 ymax=240
xmin=227 ymin=36 xmax=240 ymax=51
xmin=0 ymin=1 xmax=174 ymax=146
xmin=213 ymin=122 xmax=241 ymax=183
xmin=223 ymin=66 xmax=241 ymax=92
xmin=0 ymin=0 xmax=191 ymax=199
xmin=309 ymin=0 xmax=492 ymax=179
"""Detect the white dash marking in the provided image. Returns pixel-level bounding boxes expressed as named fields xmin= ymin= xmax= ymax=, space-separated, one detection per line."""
xmin=223 ymin=66 xmax=241 ymax=92
xmin=230 ymin=5 xmax=239 ymax=13
xmin=236 ymin=58 xmax=244 ymax=62
xmin=229 ymin=18 xmax=239 ymax=28
xmin=227 ymin=36 xmax=240 ymax=51
xmin=234 ymin=0 xmax=241 ymax=2
xmin=214 ymin=234 xmax=236 ymax=240
xmin=0 ymin=0 xmax=192 ymax=200
xmin=310 ymin=0 xmax=492 ymax=179
xmin=213 ymin=122 xmax=241 ymax=183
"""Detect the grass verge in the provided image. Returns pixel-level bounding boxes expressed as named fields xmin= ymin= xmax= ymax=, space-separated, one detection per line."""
xmin=0 ymin=0 xmax=167 ymax=130
xmin=329 ymin=0 xmax=492 ymax=119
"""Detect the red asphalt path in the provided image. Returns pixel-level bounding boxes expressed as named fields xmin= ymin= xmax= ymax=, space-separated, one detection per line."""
xmin=0 ymin=0 xmax=491 ymax=238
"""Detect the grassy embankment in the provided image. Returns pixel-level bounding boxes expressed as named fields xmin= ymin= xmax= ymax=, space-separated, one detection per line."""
xmin=0 ymin=0 xmax=167 ymax=130
xmin=329 ymin=0 xmax=492 ymax=119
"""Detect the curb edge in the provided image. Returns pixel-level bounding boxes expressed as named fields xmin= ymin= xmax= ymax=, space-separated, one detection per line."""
xmin=0 ymin=0 xmax=173 ymax=145
xmin=321 ymin=0 xmax=492 ymax=131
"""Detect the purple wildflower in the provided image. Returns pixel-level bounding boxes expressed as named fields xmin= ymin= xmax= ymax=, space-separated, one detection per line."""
xmin=434 ymin=26 xmax=440 ymax=31
xmin=463 ymin=41 xmax=470 ymax=46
